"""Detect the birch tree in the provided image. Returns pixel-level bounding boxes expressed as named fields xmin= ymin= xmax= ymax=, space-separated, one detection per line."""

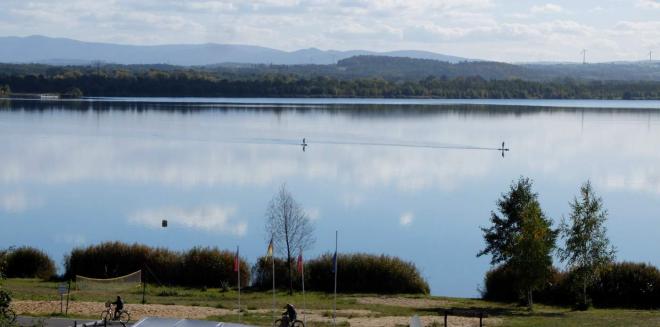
xmin=265 ymin=184 xmax=315 ymax=294
xmin=559 ymin=181 xmax=615 ymax=309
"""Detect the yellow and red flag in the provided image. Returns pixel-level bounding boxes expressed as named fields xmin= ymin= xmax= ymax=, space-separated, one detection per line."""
xmin=267 ymin=238 xmax=274 ymax=257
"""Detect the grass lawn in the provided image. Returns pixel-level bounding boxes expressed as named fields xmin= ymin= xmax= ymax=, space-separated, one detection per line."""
xmin=3 ymin=278 xmax=660 ymax=326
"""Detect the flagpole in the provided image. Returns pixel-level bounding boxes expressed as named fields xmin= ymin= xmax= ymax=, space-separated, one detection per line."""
xmin=237 ymin=245 xmax=241 ymax=323
xmin=333 ymin=230 xmax=338 ymax=327
xmin=272 ymin=243 xmax=276 ymax=323
xmin=301 ymin=249 xmax=307 ymax=325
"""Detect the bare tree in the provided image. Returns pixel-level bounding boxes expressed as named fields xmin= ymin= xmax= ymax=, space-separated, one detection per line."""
xmin=265 ymin=184 xmax=315 ymax=294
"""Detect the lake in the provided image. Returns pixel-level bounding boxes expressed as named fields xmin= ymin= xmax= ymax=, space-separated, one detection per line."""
xmin=1 ymin=98 xmax=659 ymax=298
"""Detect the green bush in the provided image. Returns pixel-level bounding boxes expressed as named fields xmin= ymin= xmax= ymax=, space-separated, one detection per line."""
xmin=308 ymin=253 xmax=429 ymax=294
xmin=251 ymin=257 xmax=296 ymax=290
xmin=481 ymin=264 xmax=569 ymax=305
xmin=483 ymin=262 xmax=660 ymax=308
xmin=65 ymin=242 xmax=249 ymax=288
xmin=182 ymin=247 xmax=248 ymax=288
xmin=252 ymin=253 xmax=429 ymax=294
xmin=0 ymin=84 xmax=10 ymax=97
xmin=591 ymin=262 xmax=660 ymax=309
xmin=4 ymin=247 xmax=56 ymax=280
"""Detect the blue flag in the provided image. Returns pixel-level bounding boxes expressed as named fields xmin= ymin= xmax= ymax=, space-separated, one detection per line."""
xmin=332 ymin=251 xmax=337 ymax=274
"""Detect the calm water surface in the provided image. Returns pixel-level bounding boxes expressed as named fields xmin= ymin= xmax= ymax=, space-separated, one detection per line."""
xmin=1 ymin=98 xmax=659 ymax=297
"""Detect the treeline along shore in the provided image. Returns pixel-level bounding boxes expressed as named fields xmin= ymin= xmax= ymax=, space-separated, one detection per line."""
xmin=1 ymin=62 xmax=660 ymax=99
xmin=0 ymin=243 xmax=430 ymax=294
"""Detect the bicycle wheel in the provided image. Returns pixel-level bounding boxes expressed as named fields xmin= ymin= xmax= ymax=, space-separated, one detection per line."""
xmin=6 ymin=309 xmax=17 ymax=323
xmin=292 ymin=320 xmax=305 ymax=327
xmin=272 ymin=318 xmax=284 ymax=327
xmin=119 ymin=311 xmax=130 ymax=324
xmin=101 ymin=310 xmax=112 ymax=321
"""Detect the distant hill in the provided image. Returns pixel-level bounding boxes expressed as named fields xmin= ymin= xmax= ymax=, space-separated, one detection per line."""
xmin=1 ymin=35 xmax=660 ymax=82
xmin=206 ymin=56 xmax=660 ymax=82
xmin=0 ymin=35 xmax=467 ymax=65
xmin=521 ymin=62 xmax=660 ymax=81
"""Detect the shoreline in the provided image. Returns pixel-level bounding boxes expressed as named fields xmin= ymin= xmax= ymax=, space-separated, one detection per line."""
xmin=3 ymin=97 xmax=660 ymax=110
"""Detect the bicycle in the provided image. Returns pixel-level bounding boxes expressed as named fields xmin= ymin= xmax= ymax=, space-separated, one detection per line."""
xmin=0 ymin=307 xmax=17 ymax=324
xmin=272 ymin=313 xmax=304 ymax=327
xmin=101 ymin=301 xmax=130 ymax=324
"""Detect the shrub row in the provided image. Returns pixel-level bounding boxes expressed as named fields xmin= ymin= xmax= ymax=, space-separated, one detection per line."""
xmin=2 ymin=247 xmax=56 ymax=280
xmin=483 ymin=262 xmax=660 ymax=309
xmin=6 ymin=243 xmax=429 ymax=294
xmin=65 ymin=242 xmax=249 ymax=288
xmin=252 ymin=253 xmax=430 ymax=294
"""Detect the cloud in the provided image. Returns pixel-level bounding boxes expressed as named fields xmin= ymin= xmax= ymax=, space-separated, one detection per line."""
xmin=637 ymin=0 xmax=660 ymax=9
xmin=129 ymin=205 xmax=247 ymax=236
xmin=53 ymin=233 xmax=87 ymax=246
xmin=399 ymin=212 xmax=414 ymax=227
xmin=306 ymin=207 xmax=321 ymax=220
xmin=0 ymin=0 xmax=658 ymax=61
xmin=341 ymin=193 xmax=365 ymax=208
xmin=598 ymin=168 xmax=660 ymax=195
xmin=530 ymin=3 xmax=563 ymax=14
xmin=0 ymin=191 xmax=39 ymax=214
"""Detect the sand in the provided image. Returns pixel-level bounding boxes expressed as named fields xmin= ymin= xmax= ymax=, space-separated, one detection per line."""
xmin=356 ymin=296 xmax=451 ymax=309
xmin=11 ymin=300 xmax=501 ymax=327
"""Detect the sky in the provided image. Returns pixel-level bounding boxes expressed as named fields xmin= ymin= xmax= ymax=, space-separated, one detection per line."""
xmin=0 ymin=0 xmax=659 ymax=62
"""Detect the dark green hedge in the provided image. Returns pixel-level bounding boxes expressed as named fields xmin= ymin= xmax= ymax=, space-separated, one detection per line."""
xmin=483 ymin=262 xmax=660 ymax=308
xmin=592 ymin=262 xmax=660 ymax=309
xmin=252 ymin=253 xmax=429 ymax=294
xmin=65 ymin=242 xmax=249 ymax=288
xmin=251 ymin=257 xmax=296 ymax=290
xmin=4 ymin=247 xmax=56 ymax=280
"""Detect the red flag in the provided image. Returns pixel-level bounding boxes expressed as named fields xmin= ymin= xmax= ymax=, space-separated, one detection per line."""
xmin=297 ymin=253 xmax=303 ymax=274
xmin=234 ymin=248 xmax=239 ymax=272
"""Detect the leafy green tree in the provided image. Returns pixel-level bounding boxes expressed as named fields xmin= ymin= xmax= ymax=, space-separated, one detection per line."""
xmin=478 ymin=177 xmax=557 ymax=309
xmin=0 ymin=248 xmax=16 ymax=326
xmin=62 ymin=87 xmax=83 ymax=98
xmin=0 ymin=85 xmax=10 ymax=97
xmin=510 ymin=202 xmax=557 ymax=309
xmin=559 ymin=181 xmax=616 ymax=309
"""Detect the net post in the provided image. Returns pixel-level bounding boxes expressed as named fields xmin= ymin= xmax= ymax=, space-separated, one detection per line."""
xmin=142 ymin=266 xmax=146 ymax=304
xmin=66 ymin=279 xmax=71 ymax=315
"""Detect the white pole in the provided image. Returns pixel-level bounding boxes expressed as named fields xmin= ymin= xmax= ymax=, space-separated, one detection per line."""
xmin=237 ymin=245 xmax=241 ymax=323
xmin=272 ymin=253 xmax=276 ymax=322
xmin=333 ymin=230 xmax=338 ymax=327
xmin=302 ymin=249 xmax=307 ymax=325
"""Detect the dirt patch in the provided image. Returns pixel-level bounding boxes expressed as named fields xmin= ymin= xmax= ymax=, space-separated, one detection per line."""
xmin=11 ymin=301 xmax=233 ymax=321
xmin=11 ymin=300 xmax=500 ymax=327
xmin=357 ymin=296 xmax=451 ymax=309
xmin=343 ymin=315 xmax=501 ymax=327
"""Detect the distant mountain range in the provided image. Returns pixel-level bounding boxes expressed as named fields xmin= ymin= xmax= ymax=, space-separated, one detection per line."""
xmin=0 ymin=35 xmax=467 ymax=65
xmin=2 ymin=35 xmax=660 ymax=81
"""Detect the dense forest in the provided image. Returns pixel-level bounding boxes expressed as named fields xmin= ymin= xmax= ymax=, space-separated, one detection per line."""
xmin=1 ymin=57 xmax=660 ymax=99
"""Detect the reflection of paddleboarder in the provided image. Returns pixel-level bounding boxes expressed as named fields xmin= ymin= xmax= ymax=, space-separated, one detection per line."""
xmin=499 ymin=141 xmax=510 ymax=157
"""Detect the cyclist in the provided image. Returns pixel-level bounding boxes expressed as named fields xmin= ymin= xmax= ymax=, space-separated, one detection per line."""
xmin=111 ymin=295 xmax=124 ymax=320
xmin=281 ymin=303 xmax=297 ymax=326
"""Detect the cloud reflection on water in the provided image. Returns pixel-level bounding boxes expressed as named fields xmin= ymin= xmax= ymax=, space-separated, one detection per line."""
xmin=1 ymin=102 xmax=660 ymax=297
